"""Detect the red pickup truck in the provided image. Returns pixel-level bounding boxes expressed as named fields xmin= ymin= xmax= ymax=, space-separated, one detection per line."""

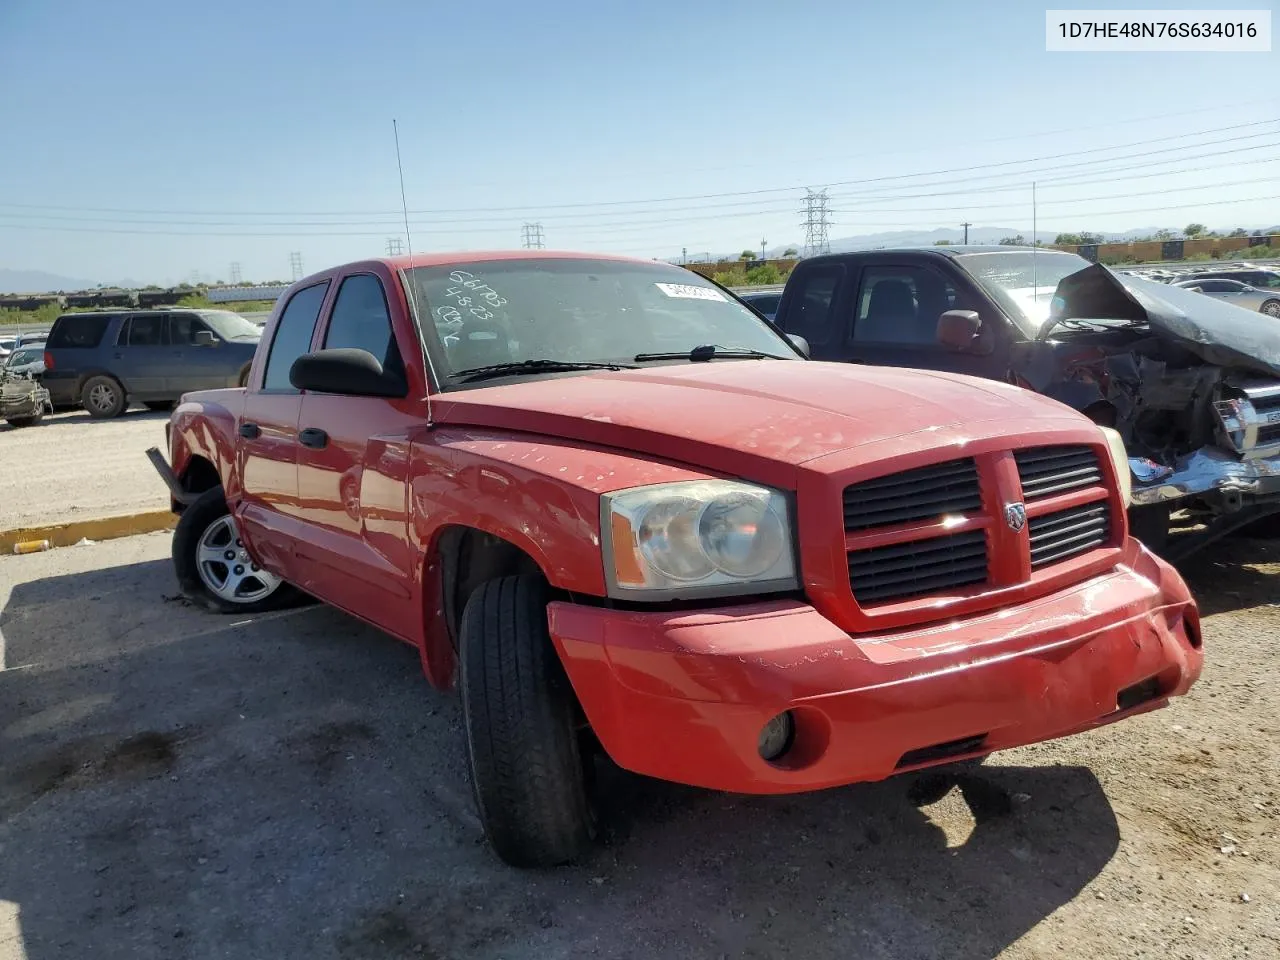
xmin=148 ymin=251 xmax=1203 ymax=868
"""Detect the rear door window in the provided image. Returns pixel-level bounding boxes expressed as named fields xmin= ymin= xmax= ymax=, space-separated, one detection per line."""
xmin=47 ymin=315 xmax=109 ymax=348
xmin=263 ymin=281 xmax=330 ymax=391
xmin=780 ymin=266 xmax=842 ymax=344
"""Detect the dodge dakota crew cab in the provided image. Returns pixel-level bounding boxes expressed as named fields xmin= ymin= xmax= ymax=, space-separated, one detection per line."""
xmin=770 ymin=246 xmax=1280 ymax=560
xmin=148 ymin=251 xmax=1203 ymax=868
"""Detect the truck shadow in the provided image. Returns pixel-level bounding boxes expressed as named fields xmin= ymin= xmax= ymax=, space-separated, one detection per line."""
xmin=0 ymin=557 xmax=1119 ymax=960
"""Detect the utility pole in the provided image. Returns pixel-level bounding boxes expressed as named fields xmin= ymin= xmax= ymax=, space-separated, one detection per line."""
xmin=229 ymin=262 xmax=242 ymax=285
xmin=385 ymin=237 xmax=404 ymax=256
xmin=960 ymin=222 xmax=972 ymax=245
xmin=800 ymin=189 xmax=831 ymax=257
xmin=521 ymin=223 xmax=545 ymax=249
xmin=289 ymin=252 xmax=303 ymax=282
xmin=760 ymin=237 xmax=767 ymax=260
xmin=682 ymin=247 xmax=687 ymax=265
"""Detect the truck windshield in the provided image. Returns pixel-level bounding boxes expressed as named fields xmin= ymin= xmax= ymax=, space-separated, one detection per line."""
xmin=402 ymin=258 xmax=800 ymax=381
xmin=955 ymin=251 xmax=1093 ymax=331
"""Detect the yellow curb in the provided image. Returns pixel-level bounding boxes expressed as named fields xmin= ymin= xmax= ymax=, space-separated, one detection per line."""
xmin=1 ymin=509 xmax=177 ymax=554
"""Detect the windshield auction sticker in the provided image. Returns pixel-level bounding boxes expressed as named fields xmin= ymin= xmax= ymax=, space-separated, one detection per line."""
xmin=1046 ymin=9 xmax=1271 ymax=51
xmin=655 ymin=283 xmax=729 ymax=301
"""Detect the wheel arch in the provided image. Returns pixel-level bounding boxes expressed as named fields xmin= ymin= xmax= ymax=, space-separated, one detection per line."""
xmin=418 ymin=523 xmax=558 ymax=690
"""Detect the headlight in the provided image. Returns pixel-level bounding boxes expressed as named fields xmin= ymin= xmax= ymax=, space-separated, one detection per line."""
xmin=602 ymin=480 xmax=798 ymax=599
xmin=1098 ymin=426 xmax=1132 ymax=508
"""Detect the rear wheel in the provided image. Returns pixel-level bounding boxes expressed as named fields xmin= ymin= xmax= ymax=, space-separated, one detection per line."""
xmin=172 ymin=486 xmax=302 ymax=614
xmin=81 ymin=375 xmax=126 ymax=418
xmin=460 ymin=575 xmax=596 ymax=867
xmin=1261 ymin=299 xmax=1280 ymax=318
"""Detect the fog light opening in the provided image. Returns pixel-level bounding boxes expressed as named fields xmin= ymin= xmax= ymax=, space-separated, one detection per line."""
xmin=758 ymin=711 xmax=796 ymax=763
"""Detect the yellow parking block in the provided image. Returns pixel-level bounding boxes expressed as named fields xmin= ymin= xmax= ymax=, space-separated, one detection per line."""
xmin=0 ymin=509 xmax=177 ymax=554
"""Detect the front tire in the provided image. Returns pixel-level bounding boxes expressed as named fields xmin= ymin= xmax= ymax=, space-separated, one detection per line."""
xmin=172 ymin=486 xmax=301 ymax=613
xmin=459 ymin=575 xmax=596 ymax=868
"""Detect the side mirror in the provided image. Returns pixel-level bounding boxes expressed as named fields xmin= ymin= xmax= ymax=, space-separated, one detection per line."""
xmin=937 ymin=310 xmax=983 ymax=353
xmin=786 ymin=333 xmax=811 ymax=358
xmin=289 ymin=348 xmax=406 ymax=398
xmin=193 ymin=330 xmax=218 ymax=347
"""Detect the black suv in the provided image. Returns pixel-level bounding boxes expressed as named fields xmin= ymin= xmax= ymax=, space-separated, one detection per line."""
xmin=43 ymin=309 xmax=262 ymax=417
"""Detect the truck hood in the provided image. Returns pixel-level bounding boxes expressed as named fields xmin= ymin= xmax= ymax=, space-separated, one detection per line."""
xmin=1052 ymin=264 xmax=1280 ymax=377
xmin=431 ymin=360 xmax=1081 ymax=482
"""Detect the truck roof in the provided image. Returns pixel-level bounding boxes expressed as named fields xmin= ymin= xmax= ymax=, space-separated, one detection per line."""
xmin=380 ymin=249 xmax=663 ymax=272
xmin=807 ymin=245 xmax=1052 ymax=260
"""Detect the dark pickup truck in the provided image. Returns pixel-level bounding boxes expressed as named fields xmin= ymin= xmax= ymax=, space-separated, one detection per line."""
xmin=769 ymin=245 xmax=1280 ymax=559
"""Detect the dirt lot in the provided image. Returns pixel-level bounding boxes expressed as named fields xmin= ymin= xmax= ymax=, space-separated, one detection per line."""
xmin=0 ymin=410 xmax=169 ymax=529
xmin=0 ymin=532 xmax=1277 ymax=960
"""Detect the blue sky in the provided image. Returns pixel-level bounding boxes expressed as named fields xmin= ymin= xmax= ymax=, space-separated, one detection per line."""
xmin=0 ymin=0 xmax=1276 ymax=286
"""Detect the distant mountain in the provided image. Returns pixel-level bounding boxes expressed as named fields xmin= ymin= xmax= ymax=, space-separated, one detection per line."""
xmin=0 ymin=268 xmax=98 ymax=294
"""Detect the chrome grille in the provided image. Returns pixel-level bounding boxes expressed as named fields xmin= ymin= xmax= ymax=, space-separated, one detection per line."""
xmin=842 ymin=458 xmax=981 ymax=532
xmin=1015 ymin=446 xmax=1102 ymax=500
xmin=1029 ymin=503 xmax=1110 ymax=568
xmin=848 ymin=529 xmax=988 ymax=605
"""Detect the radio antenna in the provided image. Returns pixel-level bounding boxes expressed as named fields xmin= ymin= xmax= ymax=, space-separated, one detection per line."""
xmin=393 ymin=119 xmax=414 ymax=260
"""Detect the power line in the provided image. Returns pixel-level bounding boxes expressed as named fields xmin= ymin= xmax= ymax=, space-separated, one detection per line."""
xmin=1 ymin=120 xmax=1274 ymax=219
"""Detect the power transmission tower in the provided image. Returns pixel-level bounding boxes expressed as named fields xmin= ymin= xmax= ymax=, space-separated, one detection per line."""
xmin=760 ymin=237 xmax=767 ymax=260
xmin=800 ymin=189 xmax=831 ymax=257
xmin=385 ymin=237 xmax=404 ymax=256
xmin=229 ymin=262 xmax=242 ymax=285
xmin=289 ymin=252 xmax=303 ymax=282
xmin=521 ymin=222 xmax=545 ymax=249
xmin=960 ymin=222 xmax=972 ymax=245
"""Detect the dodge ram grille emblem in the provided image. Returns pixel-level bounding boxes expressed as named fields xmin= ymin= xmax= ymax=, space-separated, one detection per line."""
xmin=1004 ymin=502 xmax=1027 ymax=532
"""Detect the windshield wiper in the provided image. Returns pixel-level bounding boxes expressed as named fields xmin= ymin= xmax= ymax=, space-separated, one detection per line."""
xmin=448 ymin=359 xmax=637 ymax=383
xmin=633 ymin=344 xmax=790 ymax=363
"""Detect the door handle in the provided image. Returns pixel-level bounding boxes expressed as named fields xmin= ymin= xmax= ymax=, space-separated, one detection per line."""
xmin=112 ymin=352 xmax=123 ymax=360
xmin=239 ymin=422 xmax=260 ymax=439
xmin=298 ymin=427 xmax=328 ymax=449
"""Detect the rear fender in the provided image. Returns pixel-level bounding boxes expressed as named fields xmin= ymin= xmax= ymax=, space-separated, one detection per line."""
xmin=168 ymin=391 xmax=245 ymax=502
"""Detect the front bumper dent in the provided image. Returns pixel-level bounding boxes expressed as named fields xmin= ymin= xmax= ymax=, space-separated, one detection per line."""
xmin=1129 ymin=447 xmax=1280 ymax=507
xmin=548 ymin=540 xmax=1201 ymax=794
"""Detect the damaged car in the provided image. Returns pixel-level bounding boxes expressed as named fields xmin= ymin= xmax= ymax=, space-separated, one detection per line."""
xmin=770 ymin=246 xmax=1280 ymax=560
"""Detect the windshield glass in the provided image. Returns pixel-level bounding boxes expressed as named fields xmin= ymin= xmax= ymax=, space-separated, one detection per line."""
xmin=402 ymin=258 xmax=799 ymax=381
xmin=6 ymin=347 xmax=42 ymax=366
xmin=200 ymin=309 xmax=262 ymax=340
xmin=956 ymin=251 xmax=1093 ymax=331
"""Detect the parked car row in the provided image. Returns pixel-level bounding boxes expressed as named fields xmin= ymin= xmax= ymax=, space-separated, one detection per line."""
xmin=1171 ymin=275 xmax=1280 ymax=316
xmin=147 ymin=248 xmax=1214 ymax=869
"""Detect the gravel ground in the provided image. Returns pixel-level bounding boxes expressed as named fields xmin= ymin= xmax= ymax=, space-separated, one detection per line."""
xmin=0 ymin=410 xmax=169 ymax=529
xmin=0 ymin=532 xmax=1277 ymax=960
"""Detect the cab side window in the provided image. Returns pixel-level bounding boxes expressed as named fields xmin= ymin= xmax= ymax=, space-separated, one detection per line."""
xmin=170 ymin=314 xmax=215 ymax=345
xmin=781 ymin=266 xmax=842 ymax=345
xmin=263 ymin=282 xmax=329 ymax=391
xmin=852 ymin=266 xmax=966 ymax=347
xmin=324 ymin=274 xmax=406 ymax=390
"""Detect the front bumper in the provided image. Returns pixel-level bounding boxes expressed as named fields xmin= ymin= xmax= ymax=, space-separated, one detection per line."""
xmin=548 ymin=539 xmax=1201 ymax=794
xmin=1130 ymin=447 xmax=1280 ymax=507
